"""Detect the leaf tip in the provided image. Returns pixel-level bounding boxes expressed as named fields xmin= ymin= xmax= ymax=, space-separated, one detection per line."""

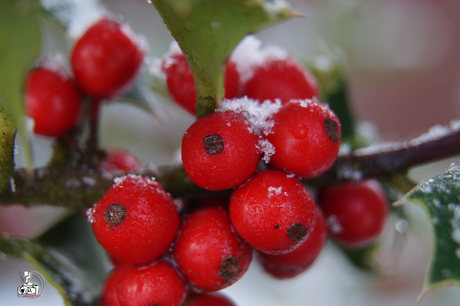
xmin=416 ymin=288 xmax=428 ymax=304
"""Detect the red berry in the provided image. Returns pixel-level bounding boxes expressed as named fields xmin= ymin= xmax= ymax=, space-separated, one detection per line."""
xmin=257 ymin=208 xmax=327 ymax=279
xmin=184 ymin=292 xmax=237 ymax=306
xmin=266 ymin=100 xmax=341 ymax=178
xmin=173 ymin=207 xmax=252 ymax=292
xmin=242 ymin=57 xmax=318 ymax=104
xmin=108 ymin=253 xmax=129 ymax=268
xmin=162 ymin=53 xmax=240 ymax=115
xmin=25 ymin=66 xmax=81 ymax=137
xmin=118 ymin=260 xmax=187 ymax=306
xmin=99 ymin=148 xmax=141 ymax=173
xmin=90 ymin=176 xmax=180 ymax=265
xmin=101 ymin=266 xmax=129 ymax=306
xmin=71 ymin=18 xmax=144 ymax=98
xmin=319 ymin=180 xmax=389 ymax=248
xmin=181 ymin=111 xmax=260 ymax=190
xmin=229 ymin=170 xmax=317 ymax=254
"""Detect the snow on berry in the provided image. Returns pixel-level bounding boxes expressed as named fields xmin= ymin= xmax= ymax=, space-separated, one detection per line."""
xmin=266 ymin=99 xmax=341 ymax=178
xmin=181 ymin=110 xmax=260 ymax=190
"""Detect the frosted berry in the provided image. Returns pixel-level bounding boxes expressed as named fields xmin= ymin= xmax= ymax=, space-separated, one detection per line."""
xmin=91 ymin=176 xmax=180 ymax=265
xmin=99 ymin=148 xmax=141 ymax=173
xmin=257 ymin=208 xmax=327 ymax=279
xmin=101 ymin=266 xmax=129 ymax=306
xmin=184 ymin=292 xmax=237 ymax=306
xmin=319 ymin=180 xmax=389 ymax=248
xmin=266 ymin=100 xmax=341 ymax=178
xmin=25 ymin=66 xmax=81 ymax=137
xmin=181 ymin=111 xmax=259 ymax=190
xmin=243 ymin=56 xmax=318 ymax=104
xmin=173 ymin=206 xmax=252 ymax=292
xmin=71 ymin=18 xmax=144 ymax=98
xmin=229 ymin=170 xmax=317 ymax=254
xmin=118 ymin=260 xmax=187 ymax=306
xmin=162 ymin=53 xmax=239 ymax=115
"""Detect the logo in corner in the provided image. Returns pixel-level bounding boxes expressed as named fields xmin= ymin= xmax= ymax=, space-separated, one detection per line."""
xmin=17 ymin=271 xmax=45 ymax=298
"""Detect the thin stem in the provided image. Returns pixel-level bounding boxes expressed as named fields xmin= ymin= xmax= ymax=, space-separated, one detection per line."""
xmin=308 ymin=126 xmax=460 ymax=186
xmin=85 ymin=97 xmax=102 ymax=162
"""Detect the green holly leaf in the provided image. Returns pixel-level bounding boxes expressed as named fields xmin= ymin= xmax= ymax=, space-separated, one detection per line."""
xmin=0 ymin=107 xmax=16 ymax=193
xmin=400 ymin=167 xmax=460 ymax=300
xmin=0 ymin=0 xmax=42 ymax=169
xmin=151 ymin=0 xmax=296 ymax=118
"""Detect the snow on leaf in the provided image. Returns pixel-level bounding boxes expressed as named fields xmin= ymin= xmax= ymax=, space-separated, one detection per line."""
xmin=150 ymin=0 xmax=296 ymax=118
xmin=399 ymin=167 xmax=460 ymax=299
xmin=0 ymin=0 xmax=42 ymax=170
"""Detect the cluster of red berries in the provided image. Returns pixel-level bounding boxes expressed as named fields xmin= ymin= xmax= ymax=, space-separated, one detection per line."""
xmin=87 ymin=39 xmax=389 ymax=305
xmin=25 ymin=17 xmax=145 ymax=137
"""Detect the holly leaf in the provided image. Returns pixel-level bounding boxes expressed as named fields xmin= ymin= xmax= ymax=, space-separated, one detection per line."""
xmin=307 ymin=57 xmax=356 ymax=144
xmin=151 ymin=0 xmax=297 ymax=118
xmin=0 ymin=0 xmax=42 ymax=169
xmin=0 ymin=107 xmax=16 ymax=193
xmin=399 ymin=167 xmax=460 ymax=300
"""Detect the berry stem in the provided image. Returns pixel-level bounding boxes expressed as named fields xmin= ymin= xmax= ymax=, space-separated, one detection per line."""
xmin=309 ymin=125 xmax=460 ymax=186
xmin=86 ymin=97 xmax=102 ymax=163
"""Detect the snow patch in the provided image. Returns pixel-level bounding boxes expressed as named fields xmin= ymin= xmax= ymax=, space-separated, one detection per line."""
xmin=258 ymin=139 xmax=275 ymax=164
xmin=268 ymin=186 xmax=283 ymax=198
xmin=326 ymin=215 xmax=343 ymax=234
xmin=86 ymin=205 xmax=96 ymax=223
xmin=219 ymin=97 xmax=281 ymax=135
xmin=40 ymin=54 xmax=72 ymax=79
xmin=231 ymin=35 xmax=288 ymax=84
xmin=149 ymin=40 xmax=182 ymax=79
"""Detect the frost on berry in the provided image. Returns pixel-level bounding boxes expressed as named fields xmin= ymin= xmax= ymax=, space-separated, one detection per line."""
xmin=86 ymin=205 xmax=96 ymax=223
xmin=258 ymin=139 xmax=276 ymax=164
xmin=40 ymin=54 xmax=72 ymax=79
xmin=204 ymin=134 xmax=224 ymax=155
xmin=120 ymin=22 xmax=149 ymax=54
xmin=219 ymin=255 xmax=239 ymax=280
xmin=324 ymin=118 xmax=340 ymax=142
xmin=104 ymin=203 xmax=126 ymax=227
xmin=231 ymin=35 xmax=288 ymax=84
xmin=219 ymin=98 xmax=281 ymax=136
xmin=287 ymin=223 xmax=308 ymax=243
xmin=149 ymin=40 xmax=182 ymax=78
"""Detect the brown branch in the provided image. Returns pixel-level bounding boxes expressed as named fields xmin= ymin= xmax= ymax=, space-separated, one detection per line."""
xmin=1 ymin=124 xmax=460 ymax=209
xmin=0 ymin=164 xmax=205 ymax=210
xmin=309 ymin=124 xmax=460 ymax=186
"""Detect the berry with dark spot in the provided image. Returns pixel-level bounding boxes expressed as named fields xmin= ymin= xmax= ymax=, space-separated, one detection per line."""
xmin=319 ymin=180 xmax=389 ymax=248
xmin=91 ymin=176 xmax=180 ymax=265
xmin=173 ymin=206 xmax=252 ymax=291
xmin=181 ymin=111 xmax=260 ymax=190
xmin=117 ymin=260 xmax=187 ymax=306
xmin=229 ymin=170 xmax=317 ymax=254
xmin=257 ymin=208 xmax=327 ymax=279
xmin=266 ymin=99 xmax=341 ymax=179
